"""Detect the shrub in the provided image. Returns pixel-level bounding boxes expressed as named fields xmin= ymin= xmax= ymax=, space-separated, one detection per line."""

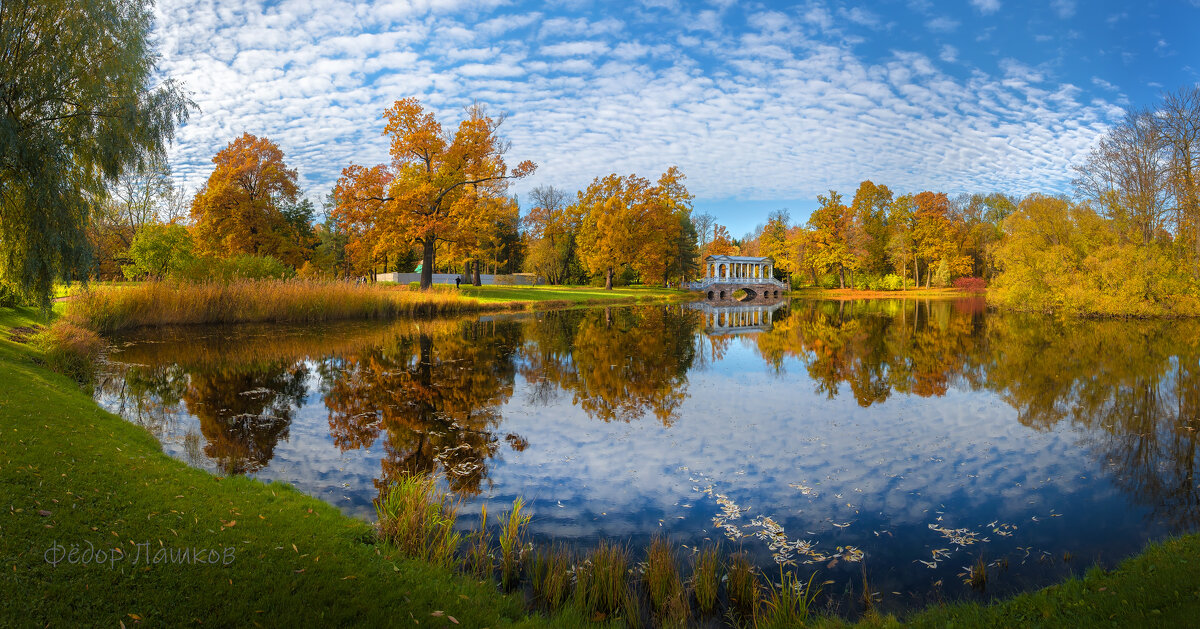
xmin=953 ymin=276 xmax=987 ymax=292
xmin=881 ymin=274 xmax=905 ymax=290
xmin=32 ymin=320 xmax=103 ymax=384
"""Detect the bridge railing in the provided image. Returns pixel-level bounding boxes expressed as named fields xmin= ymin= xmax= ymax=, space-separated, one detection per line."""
xmin=684 ymin=277 xmax=788 ymax=291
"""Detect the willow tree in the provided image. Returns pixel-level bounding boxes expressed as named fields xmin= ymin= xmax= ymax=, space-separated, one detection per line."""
xmin=333 ymin=99 xmax=535 ymax=289
xmin=0 ymin=0 xmax=191 ymax=306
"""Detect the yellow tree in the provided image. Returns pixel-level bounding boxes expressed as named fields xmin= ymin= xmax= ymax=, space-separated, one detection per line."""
xmin=190 ymin=133 xmax=307 ymax=266
xmin=703 ymin=224 xmax=738 ymax=257
xmin=632 ymin=167 xmax=692 ymax=286
xmin=333 ymin=99 xmax=535 ymax=289
xmin=574 ymin=173 xmax=651 ymax=289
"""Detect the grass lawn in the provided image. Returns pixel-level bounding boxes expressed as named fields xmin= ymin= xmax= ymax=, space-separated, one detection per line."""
xmin=459 ymin=284 xmax=696 ymax=306
xmin=0 ymin=305 xmax=564 ymax=627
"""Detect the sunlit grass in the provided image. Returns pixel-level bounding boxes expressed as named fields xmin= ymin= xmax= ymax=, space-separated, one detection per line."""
xmin=530 ymin=543 xmax=574 ymax=612
xmin=727 ymin=551 xmax=761 ymax=619
xmin=498 ymin=497 xmax=532 ymax=590
xmin=643 ymin=534 xmax=688 ymax=625
xmin=373 ymin=473 xmax=462 ymax=569
xmin=573 ymin=539 xmax=635 ymax=623
xmin=758 ymin=568 xmax=822 ymax=628
xmin=67 ymin=279 xmax=508 ymax=333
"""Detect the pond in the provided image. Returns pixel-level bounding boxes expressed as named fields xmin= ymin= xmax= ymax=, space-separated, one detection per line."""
xmin=94 ymin=298 xmax=1200 ymax=616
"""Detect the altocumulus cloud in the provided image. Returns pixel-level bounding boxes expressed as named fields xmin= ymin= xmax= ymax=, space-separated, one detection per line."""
xmin=153 ymin=0 xmax=1119 ymax=209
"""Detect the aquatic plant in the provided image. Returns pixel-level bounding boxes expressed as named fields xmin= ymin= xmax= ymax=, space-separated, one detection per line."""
xmin=727 ymin=551 xmax=761 ymax=618
xmin=574 ymin=540 xmax=634 ymax=621
xmin=529 ymin=543 xmax=573 ymax=611
xmin=643 ymin=535 xmax=688 ymax=625
xmin=498 ymin=497 xmax=531 ymax=590
xmin=691 ymin=544 xmax=722 ymax=615
xmin=373 ymin=473 xmax=461 ymax=569
xmin=758 ymin=568 xmax=822 ymax=628
xmin=66 ymin=279 xmax=514 ymax=333
xmin=464 ymin=504 xmax=492 ymax=579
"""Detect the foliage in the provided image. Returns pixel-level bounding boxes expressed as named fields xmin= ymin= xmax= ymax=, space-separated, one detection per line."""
xmin=334 ymin=99 xmax=535 ymax=289
xmin=121 ymin=223 xmax=195 ymax=280
xmin=190 ymin=133 xmax=309 ymax=266
xmin=990 ymin=194 xmax=1200 ymax=316
xmin=953 ymin=277 xmax=986 ymax=292
xmin=0 ymin=0 xmax=191 ymax=306
xmin=174 ymin=254 xmax=296 ymax=282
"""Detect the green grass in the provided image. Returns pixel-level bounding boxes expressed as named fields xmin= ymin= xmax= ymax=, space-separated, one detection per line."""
xmin=459 ymin=284 xmax=695 ymax=307
xmin=0 ymin=305 xmax=551 ymax=627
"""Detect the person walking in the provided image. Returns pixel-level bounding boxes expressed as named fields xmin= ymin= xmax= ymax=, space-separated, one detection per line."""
xmin=455 ymin=275 xmax=461 ymax=289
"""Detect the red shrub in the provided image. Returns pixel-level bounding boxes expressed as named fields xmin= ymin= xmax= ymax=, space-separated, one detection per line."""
xmin=952 ymin=277 xmax=987 ymax=292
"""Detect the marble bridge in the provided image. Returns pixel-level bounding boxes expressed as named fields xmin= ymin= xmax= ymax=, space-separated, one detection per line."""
xmin=684 ymin=254 xmax=788 ymax=302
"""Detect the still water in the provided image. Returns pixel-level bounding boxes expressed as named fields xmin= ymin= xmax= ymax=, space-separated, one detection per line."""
xmin=94 ymin=298 xmax=1200 ymax=614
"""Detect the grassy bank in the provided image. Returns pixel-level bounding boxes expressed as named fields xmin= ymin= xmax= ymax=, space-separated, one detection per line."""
xmin=0 ymin=305 xmax=559 ymax=627
xmin=63 ymin=280 xmax=696 ymax=333
xmin=6 ymin=301 xmax=1200 ymax=626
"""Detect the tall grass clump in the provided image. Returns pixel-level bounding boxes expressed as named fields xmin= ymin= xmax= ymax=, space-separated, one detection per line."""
xmin=691 ymin=544 xmax=722 ymax=615
xmin=530 ymin=543 xmax=573 ymax=612
xmin=373 ymin=473 xmax=461 ymax=569
xmin=574 ymin=540 xmax=637 ymax=623
xmin=66 ymin=279 xmax=503 ymax=333
xmin=727 ymin=551 xmax=761 ymax=619
xmin=31 ymin=320 xmax=104 ymax=384
xmin=498 ymin=497 xmax=532 ymax=590
xmin=758 ymin=568 xmax=822 ymax=628
xmin=643 ymin=535 xmax=688 ymax=626
xmin=464 ymin=504 xmax=492 ymax=579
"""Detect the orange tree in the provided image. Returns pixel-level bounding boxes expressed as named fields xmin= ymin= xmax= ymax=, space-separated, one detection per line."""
xmin=189 ymin=133 xmax=307 ymax=266
xmin=333 ymin=99 xmax=535 ymax=289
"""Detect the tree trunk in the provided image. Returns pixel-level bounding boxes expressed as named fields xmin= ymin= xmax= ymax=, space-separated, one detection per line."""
xmin=838 ymin=264 xmax=846 ymax=289
xmin=605 ymin=266 xmax=613 ymax=290
xmin=809 ymin=266 xmax=818 ymax=286
xmin=472 ymin=260 xmax=481 ymax=286
xmin=420 ymin=237 xmax=435 ymax=290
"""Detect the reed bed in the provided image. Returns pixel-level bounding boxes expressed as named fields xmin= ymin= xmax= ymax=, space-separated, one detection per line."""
xmin=31 ymin=320 xmax=104 ymax=384
xmin=372 ymin=472 xmax=832 ymax=627
xmin=66 ymin=279 xmax=518 ymax=333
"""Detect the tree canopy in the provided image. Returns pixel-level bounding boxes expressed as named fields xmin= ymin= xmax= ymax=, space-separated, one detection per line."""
xmin=0 ymin=0 xmax=191 ymax=305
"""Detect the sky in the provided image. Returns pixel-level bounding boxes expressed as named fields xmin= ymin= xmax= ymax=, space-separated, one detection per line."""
xmin=153 ymin=0 xmax=1200 ymax=236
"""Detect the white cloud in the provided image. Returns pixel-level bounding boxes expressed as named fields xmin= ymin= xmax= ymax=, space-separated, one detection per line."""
xmin=153 ymin=0 xmax=1117 ymax=213
xmin=926 ymin=16 xmax=960 ymax=32
xmin=970 ymin=0 xmax=1001 ymax=14
xmin=1051 ymin=0 xmax=1076 ymax=18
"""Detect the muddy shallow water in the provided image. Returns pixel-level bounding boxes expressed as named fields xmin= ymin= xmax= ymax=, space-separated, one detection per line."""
xmin=95 ymin=298 xmax=1200 ymax=615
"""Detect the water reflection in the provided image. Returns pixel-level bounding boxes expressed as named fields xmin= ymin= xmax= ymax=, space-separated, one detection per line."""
xmin=95 ymin=299 xmax=1200 ymax=611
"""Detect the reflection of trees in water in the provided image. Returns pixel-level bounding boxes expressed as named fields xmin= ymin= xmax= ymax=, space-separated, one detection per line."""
xmin=183 ymin=363 xmax=307 ymax=475
xmin=519 ymin=306 xmax=699 ymax=425
xmin=756 ymin=299 xmax=981 ymax=405
xmin=755 ymin=299 xmax=1200 ymax=529
xmin=100 ymin=359 xmax=304 ymax=475
xmin=981 ymin=314 xmax=1200 ymax=529
xmin=320 ymin=320 xmax=523 ymax=496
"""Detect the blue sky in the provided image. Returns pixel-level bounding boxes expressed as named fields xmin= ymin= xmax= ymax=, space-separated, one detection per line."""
xmin=155 ymin=0 xmax=1200 ymax=236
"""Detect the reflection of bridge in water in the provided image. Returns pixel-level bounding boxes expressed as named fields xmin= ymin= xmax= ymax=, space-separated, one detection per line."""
xmin=688 ymin=300 xmax=788 ymax=335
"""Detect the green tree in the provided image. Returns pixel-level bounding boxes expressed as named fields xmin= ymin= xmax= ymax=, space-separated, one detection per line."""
xmin=121 ymin=223 xmax=195 ymax=280
xmin=0 ymin=0 xmax=192 ymax=305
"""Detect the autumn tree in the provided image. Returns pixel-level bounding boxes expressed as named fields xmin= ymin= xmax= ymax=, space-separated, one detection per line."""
xmin=886 ymin=194 xmax=917 ymax=288
xmin=1073 ymin=109 xmax=1172 ymax=245
xmin=703 ymin=224 xmax=737 ymax=258
xmin=806 ymin=190 xmax=858 ymax=288
xmin=1156 ymin=87 xmax=1200 ymax=267
xmin=850 ymin=181 xmax=893 ymax=275
xmin=0 ymin=0 xmax=192 ymax=305
xmin=190 ymin=133 xmax=308 ymax=267
xmin=334 ymin=99 xmax=535 ymax=289
xmin=574 ymin=168 xmax=692 ymax=289
xmin=759 ymin=209 xmax=791 ymax=282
